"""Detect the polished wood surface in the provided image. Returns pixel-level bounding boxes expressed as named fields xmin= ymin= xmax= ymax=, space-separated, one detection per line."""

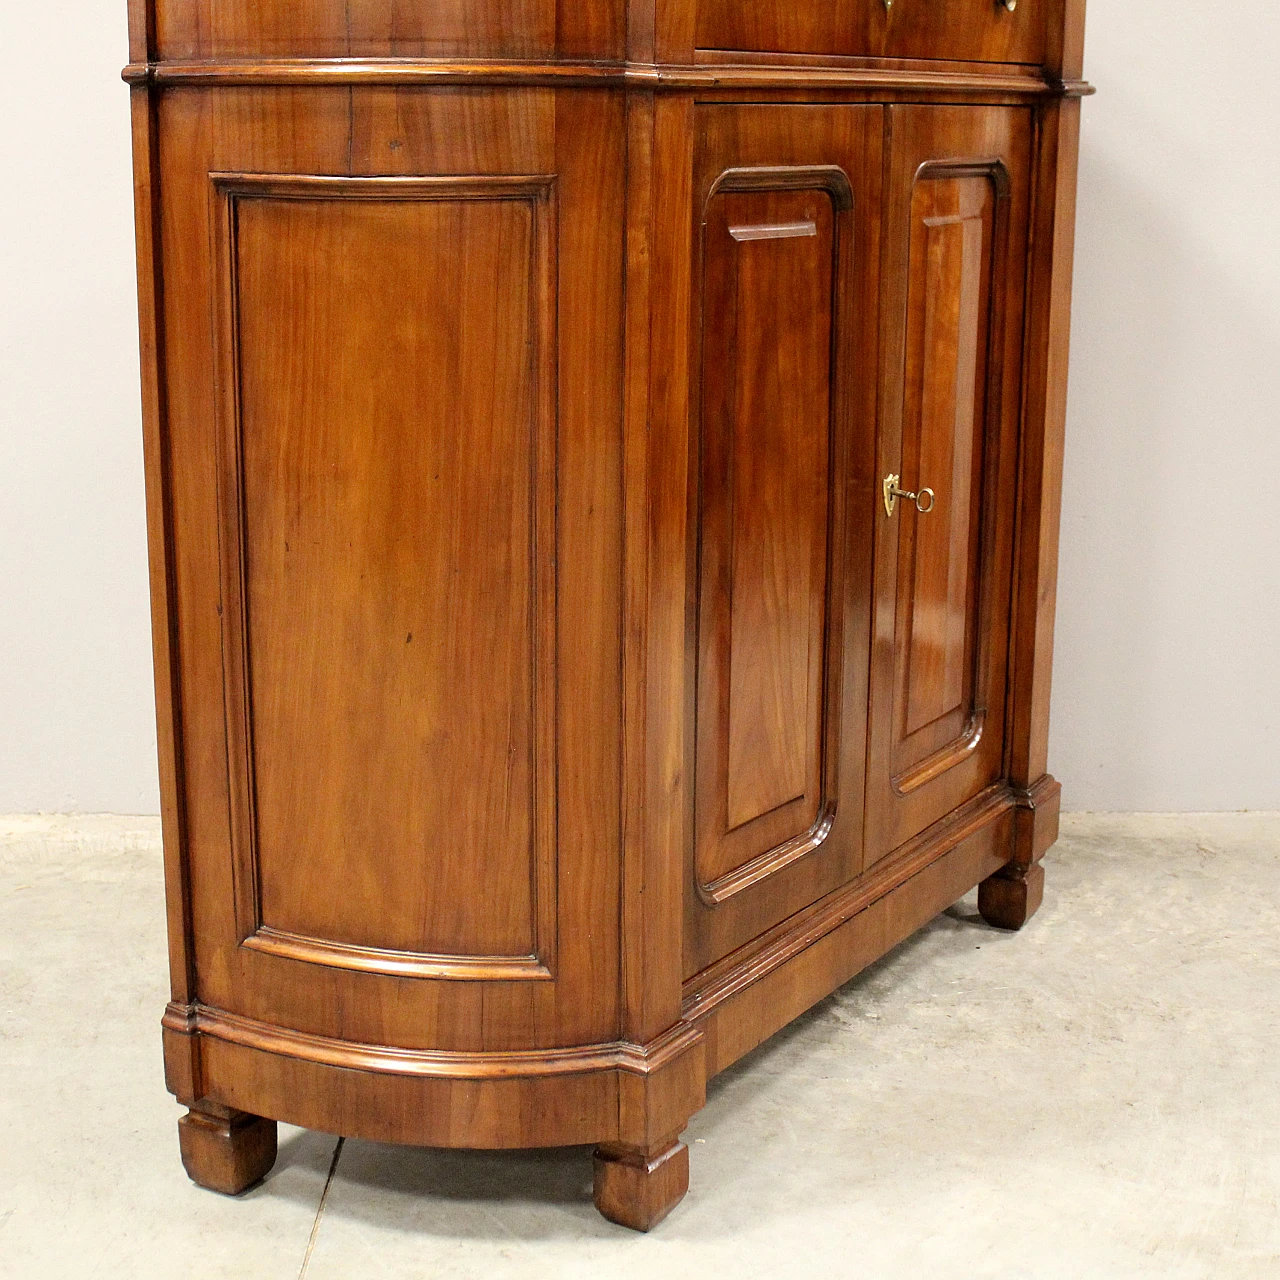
xmin=150 ymin=85 xmax=626 ymax=1056
xmin=685 ymin=104 xmax=881 ymax=976
xmin=147 ymin=0 xmax=621 ymax=61
xmin=216 ymin=173 xmax=557 ymax=975
xmin=696 ymin=0 xmax=1045 ymax=66
xmin=898 ymin=172 xmax=992 ymax=741
xmin=177 ymin=1102 xmax=277 ymax=1196
xmin=122 ymin=57 xmax=1090 ymax=98
xmin=703 ymin=188 xmax=833 ymax=848
xmin=865 ymin=104 xmax=1031 ymax=862
xmin=594 ymin=1135 xmax=690 ymax=1231
xmin=126 ymin=0 xmax=1089 ymax=1232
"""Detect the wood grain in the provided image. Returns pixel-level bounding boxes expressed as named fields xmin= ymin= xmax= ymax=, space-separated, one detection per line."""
xmin=178 ymin=1101 xmax=277 ymax=1196
xmin=696 ymin=182 xmax=836 ymax=888
xmin=865 ymin=105 xmax=1032 ymax=864
xmin=151 ymin=86 xmax=625 ymax=1054
xmin=130 ymin=86 xmax=195 ymax=1007
xmin=594 ymin=1136 xmax=690 ymax=1231
xmin=152 ymin=0 xmax=568 ymax=60
xmin=684 ymin=104 xmax=882 ymax=977
xmin=124 ymin=58 xmax=1085 ymax=98
xmin=1007 ymin=98 xmax=1082 ymax=792
xmin=126 ymin=0 xmax=1088 ymax=1232
xmin=899 ymin=175 xmax=991 ymax=740
xmin=622 ymin=90 xmax=696 ymax=1046
xmin=212 ymin=175 xmax=557 ymax=973
xmin=695 ymin=0 xmax=1046 ymax=67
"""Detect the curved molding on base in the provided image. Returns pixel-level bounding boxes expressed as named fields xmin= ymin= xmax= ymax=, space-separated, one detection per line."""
xmin=163 ymin=1002 xmax=700 ymax=1081
xmin=163 ymin=1006 xmax=706 ymax=1151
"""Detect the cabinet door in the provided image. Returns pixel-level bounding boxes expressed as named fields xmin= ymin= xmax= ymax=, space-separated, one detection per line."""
xmin=685 ymin=106 xmax=883 ymax=978
xmin=865 ymin=106 xmax=1032 ymax=862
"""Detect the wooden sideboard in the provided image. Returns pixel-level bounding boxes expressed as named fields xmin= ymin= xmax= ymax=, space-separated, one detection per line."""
xmin=124 ymin=0 xmax=1089 ymax=1231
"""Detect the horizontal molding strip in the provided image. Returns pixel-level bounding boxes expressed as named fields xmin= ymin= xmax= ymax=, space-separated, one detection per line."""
xmin=122 ymin=58 xmax=1092 ymax=96
xmin=241 ymin=925 xmax=554 ymax=982
xmin=682 ymin=782 xmax=1016 ymax=1019
xmin=124 ymin=57 xmax=625 ymax=87
xmin=163 ymin=1001 xmax=702 ymax=1080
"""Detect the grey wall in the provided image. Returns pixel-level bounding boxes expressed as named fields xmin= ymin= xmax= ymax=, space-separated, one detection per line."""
xmin=1 ymin=2 xmax=1277 ymax=814
xmin=0 ymin=1 xmax=159 ymax=813
xmin=1047 ymin=5 xmax=1280 ymax=809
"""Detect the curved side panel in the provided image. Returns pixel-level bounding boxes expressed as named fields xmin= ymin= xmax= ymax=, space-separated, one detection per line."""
xmin=211 ymin=173 xmax=559 ymax=981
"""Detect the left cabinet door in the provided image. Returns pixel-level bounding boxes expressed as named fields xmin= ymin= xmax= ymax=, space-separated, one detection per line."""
xmin=155 ymin=86 xmax=627 ymax=1061
xmin=684 ymin=104 xmax=884 ymax=978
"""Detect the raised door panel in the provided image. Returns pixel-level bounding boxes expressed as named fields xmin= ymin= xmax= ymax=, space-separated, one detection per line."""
xmin=156 ymin=87 xmax=625 ymax=1051
xmin=866 ymin=105 xmax=1032 ymax=863
xmin=896 ymin=173 xmax=991 ymax=764
xmin=696 ymin=186 xmax=837 ymax=898
xmin=214 ymin=175 xmax=557 ymax=979
xmin=686 ymin=106 xmax=883 ymax=979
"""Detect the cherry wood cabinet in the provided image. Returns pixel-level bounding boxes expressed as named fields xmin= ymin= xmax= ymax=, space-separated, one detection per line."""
xmin=125 ymin=0 xmax=1089 ymax=1232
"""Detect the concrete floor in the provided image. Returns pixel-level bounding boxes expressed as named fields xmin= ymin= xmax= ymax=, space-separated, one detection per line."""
xmin=2 ymin=814 xmax=1278 ymax=1279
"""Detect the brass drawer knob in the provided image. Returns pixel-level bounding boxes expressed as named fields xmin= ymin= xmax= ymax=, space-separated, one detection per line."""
xmin=883 ymin=474 xmax=936 ymax=518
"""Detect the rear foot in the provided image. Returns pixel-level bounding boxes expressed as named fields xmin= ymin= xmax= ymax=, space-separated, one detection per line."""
xmin=979 ymin=861 xmax=1045 ymax=931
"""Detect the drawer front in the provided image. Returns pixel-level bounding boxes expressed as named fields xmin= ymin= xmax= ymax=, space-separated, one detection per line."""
xmin=155 ymin=85 xmax=628 ymax=1053
xmin=150 ymin=0 xmax=625 ymax=60
xmin=883 ymin=0 xmax=1045 ymax=63
xmin=696 ymin=0 xmax=1046 ymax=66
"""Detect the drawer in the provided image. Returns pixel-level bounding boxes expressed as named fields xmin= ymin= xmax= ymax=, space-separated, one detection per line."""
xmin=696 ymin=0 xmax=1046 ymax=66
xmin=884 ymin=0 xmax=1045 ymax=63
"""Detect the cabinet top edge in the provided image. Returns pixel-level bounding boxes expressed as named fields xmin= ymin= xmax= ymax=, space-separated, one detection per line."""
xmin=121 ymin=56 xmax=1093 ymax=97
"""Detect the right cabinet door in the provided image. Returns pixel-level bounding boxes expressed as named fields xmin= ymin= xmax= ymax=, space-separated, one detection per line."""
xmin=865 ymin=105 xmax=1033 ymax=863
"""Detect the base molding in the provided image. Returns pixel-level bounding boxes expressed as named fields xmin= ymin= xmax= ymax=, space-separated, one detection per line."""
xmin=163 ymin=1003 xmax=706 ymax=1152
xmin=163 ymin=777 xmax=1057 ymax=1150
xmin=683 ymin=783 xmax=1017 ymax=1023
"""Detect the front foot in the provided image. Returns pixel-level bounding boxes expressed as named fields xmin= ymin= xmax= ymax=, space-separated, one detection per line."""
xmin=593 ymin=1133 xmax=689 ymax=1231
xmin=979 ymin=861 xmax=1045 ymax=931
xmin=178 ymin=1102 xmax=278 ymax=1195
